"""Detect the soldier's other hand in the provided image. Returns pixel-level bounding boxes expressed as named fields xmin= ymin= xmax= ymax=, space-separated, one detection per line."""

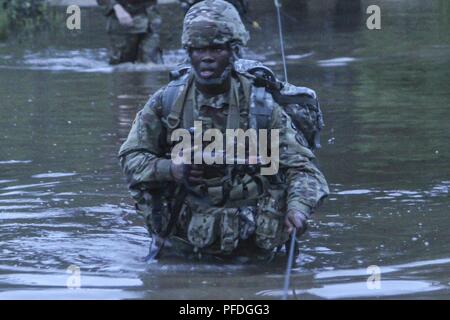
xmin=187 ymin=164 xmax=204 ymax=184
xmin=170 ymin=162 xmax=204 ymax=185
xmin=170 ymin=161 xmax=186 ymax=183
xmin=285 ymin=210 xmax=309 ymax=238
xmin=113 ymin=4 xmax=133 ymax=27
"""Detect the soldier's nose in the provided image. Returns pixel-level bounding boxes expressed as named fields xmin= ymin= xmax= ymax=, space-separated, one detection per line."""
xmin=201 ymin=55 xmax=215 ymax=63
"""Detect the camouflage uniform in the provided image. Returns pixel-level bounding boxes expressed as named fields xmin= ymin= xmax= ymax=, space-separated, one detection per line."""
xmin=97 ymin=0 xmax=163 ymax=65
xmin=119 ymin=0 xmax=329 ymax=260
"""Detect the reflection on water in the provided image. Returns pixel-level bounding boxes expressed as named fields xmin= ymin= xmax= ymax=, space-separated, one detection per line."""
xmin=0 ymin=0 xmax=449 ymax=299
xmin=258 ymin=280 xmax=443 ymax=299
xmin=0 ymin=48 xmax=183 ymax=73
xmin=317 ymin=57 xmax=357 ymax=67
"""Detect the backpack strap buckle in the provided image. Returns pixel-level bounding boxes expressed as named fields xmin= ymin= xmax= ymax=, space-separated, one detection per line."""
xmin=164 ymin=113 xmax=181 ymax=130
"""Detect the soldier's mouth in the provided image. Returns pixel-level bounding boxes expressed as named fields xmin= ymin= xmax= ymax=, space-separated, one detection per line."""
xmin=199 ymin=69 xmax=216 ymax=78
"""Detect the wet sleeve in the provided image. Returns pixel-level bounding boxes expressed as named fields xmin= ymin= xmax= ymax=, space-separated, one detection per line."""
xmin=96 ymin=0 xmax=118 ymax=16
xmin=270 ymin=104 xmax=329 ymax=216
xmin=118 ymin=89 xmax=173 ymax=190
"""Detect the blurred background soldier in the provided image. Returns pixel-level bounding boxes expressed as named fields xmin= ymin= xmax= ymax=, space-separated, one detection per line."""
xmin=97 ymin=0 xmax=163 ymax=65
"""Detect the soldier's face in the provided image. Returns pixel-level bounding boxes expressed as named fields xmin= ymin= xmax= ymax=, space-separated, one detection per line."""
xmin=189 ymin=44 xmax=233 ymax=81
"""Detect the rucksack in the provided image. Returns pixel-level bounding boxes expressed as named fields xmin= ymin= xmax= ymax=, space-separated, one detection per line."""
xmin=162 ymin=59 xmax=324 ymax=150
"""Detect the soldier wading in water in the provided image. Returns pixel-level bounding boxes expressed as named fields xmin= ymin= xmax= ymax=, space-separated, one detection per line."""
xmin=119 ymin=0 xmax=329 ymax=262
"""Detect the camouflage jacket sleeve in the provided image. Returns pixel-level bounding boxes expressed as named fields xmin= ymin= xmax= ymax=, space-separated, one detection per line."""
xmin=96 ymin=0 xmax=118 ymax=16
xmin=270 ymin=103 xmax=329 ymax=216
xmin=118 ymin=88 xmax=173 ymax=192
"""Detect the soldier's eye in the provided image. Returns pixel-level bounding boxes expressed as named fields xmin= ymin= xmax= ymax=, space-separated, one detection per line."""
xmin=192 ymin=47 xmax=205 ymax=52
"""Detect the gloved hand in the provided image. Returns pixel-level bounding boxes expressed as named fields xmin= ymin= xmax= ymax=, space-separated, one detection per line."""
xmin=113 ymin=4 xmax=133 ymax=27
xmin=170 ymin=162 xmax=204 ymax=185
xmin=284 ymin=209 xmax=309 ymax=238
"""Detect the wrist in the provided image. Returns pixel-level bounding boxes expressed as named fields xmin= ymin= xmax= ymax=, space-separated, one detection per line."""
xmin=287 ymin=201 xmax=312 ymax=218
xmin=155 ymin=159 xmax=173 ymax=181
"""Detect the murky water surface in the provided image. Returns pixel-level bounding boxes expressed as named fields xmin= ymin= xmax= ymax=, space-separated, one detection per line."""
xmin=0 ymin=0 xmax=449 ymax=299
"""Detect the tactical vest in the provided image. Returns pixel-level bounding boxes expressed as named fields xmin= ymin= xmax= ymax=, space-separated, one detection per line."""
xmin=160 ymin=70 xmax=268 ymax=209
xmin=158 ymin=59 xmax=323 ymax=211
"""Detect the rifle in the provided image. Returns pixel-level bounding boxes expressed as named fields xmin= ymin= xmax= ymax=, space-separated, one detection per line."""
xmin=146 ymin=183 xmax=187 ymax=261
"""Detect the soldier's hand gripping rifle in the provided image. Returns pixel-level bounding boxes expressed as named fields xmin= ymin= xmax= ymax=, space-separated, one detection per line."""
xmin=148 ymin=127 xmax=204 ymax=259
xmin=146 ymin=178 xmax=188 ymax=261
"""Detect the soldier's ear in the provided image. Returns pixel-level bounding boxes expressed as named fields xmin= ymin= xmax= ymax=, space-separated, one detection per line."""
xmin=230 ymin=44 xmax=242 ymax=60
xmin=186 ymin=49 xmax=193 ymax=64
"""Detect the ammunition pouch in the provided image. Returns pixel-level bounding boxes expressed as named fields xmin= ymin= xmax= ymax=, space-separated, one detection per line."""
xmin=187 ymin=207 xmax=220 ymax=249
xmin=219 ymin=208 xmax=240 ymax=253
xmin=187 ymin=206 xmax=255 ymax=254
xmin=185 ymin=185 xmax=287 ymax=254
xmin=188 ymin=173 xmax=263 ymax=207
xmin=255 ymin=188 xmax=289 ymax=250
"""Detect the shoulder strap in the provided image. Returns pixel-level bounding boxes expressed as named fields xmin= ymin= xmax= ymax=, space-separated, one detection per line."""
xmin=226 ymin=76 xmax=242 ymax=130
xmin=250 ymin=86 xmax=273 ymax=130
xmin=234 ymin=60 xmax=277 ymax=130
xmin=161 ymin=73 xmax=193 ymax=131
xmin=234 ymin=72 xmax=274 ymax=131
xmin=163 ymin=65 xmax=275 ymax=132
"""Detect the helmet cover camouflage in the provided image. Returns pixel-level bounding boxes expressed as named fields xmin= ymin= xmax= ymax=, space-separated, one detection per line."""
xmin=182 ymin=0 xmax=250 ymax=48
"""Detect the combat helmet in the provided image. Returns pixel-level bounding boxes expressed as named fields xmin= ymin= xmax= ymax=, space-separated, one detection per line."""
xmin=181 ymin=0 xmax=250 ymax=49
